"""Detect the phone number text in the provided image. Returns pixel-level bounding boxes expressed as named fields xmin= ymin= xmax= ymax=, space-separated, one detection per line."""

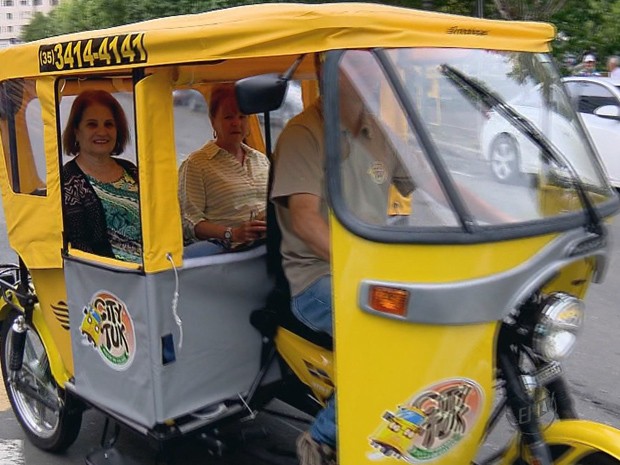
xmin=39 ymin=33 xmax=147 ymax=73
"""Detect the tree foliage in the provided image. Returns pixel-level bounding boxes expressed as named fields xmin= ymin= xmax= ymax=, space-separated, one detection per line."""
xmin=19 ymin=0 xmax=620 ymax=73
xmin=21 ymin=0 xmax=494 ymax=42
xmin=493 ymin=0 xmax=567 ymax=20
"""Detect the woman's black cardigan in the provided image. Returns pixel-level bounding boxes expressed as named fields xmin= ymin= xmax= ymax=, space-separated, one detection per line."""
xmin=62 ymin=158 xmax=139 ymax=259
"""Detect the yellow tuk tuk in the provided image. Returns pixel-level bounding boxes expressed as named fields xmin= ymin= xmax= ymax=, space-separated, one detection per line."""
xmin=0 ymin=3 xmax=619 ymax=464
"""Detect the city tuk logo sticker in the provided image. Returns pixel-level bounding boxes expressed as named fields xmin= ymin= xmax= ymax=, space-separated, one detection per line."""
xmin=79 ymin=291 xmax=136 ymax=370
xmin=368 ymin=378 xmax=484 ymax=463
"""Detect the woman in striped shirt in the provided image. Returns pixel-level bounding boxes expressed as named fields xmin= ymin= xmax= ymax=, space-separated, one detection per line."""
xmin=178 ymin=84 xmax=269 ymax=256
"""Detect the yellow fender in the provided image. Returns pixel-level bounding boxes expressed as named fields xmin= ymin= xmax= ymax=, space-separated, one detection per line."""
xmin=0 ymin=304 xmax=10 ymax=324
xmin=1 ymin=300 xmax=72 ymax=388
xmin=31 ymin=307 xmax=72 ymax=387
xmin=501 ymin=419 xmax=620 ymax=464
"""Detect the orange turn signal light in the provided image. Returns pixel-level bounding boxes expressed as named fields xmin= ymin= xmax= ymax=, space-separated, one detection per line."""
xmin=369 ymin=286 xmax=409 ymax=317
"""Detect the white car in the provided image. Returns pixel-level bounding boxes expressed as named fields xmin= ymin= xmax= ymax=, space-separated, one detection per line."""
xmin=563 ymin=76 xmax=620 ymax=187
xmin=480 ymin=78 xmax=618 ymax=187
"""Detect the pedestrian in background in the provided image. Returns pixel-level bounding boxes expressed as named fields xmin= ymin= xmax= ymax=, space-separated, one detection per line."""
xmin=608 ymin=56 xmax=620 ymax=81
xmin=574 ymin=54 xmax=601 ymax=77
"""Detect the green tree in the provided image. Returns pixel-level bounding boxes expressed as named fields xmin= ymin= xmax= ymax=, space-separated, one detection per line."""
xmin=22 ymin=0 xmax=128 ymax=40
xmin=21 ymin=12 xmax=54 ymax=42
xmin=549 ymin=0 xmax=620 ymax=74
xmin=20 ymin=0 xmax=620 ymax=69
xmin=125 ymin=0 xmax=234 ymax=23
xmin=21 ymin=0 xmax=221 ymax=41
xmin=493 ymin=0 xmax=568 ymax=20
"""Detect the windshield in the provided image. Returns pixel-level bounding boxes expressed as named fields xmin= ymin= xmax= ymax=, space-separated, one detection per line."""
xmin=328 ymin=49 xmax=615 ymax=237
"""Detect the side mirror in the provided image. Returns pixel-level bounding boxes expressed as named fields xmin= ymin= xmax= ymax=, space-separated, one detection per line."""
xmin=235 ymin=74 xmax=288 ymax=115
xmin=593 ymin=104 xmax=620 ymax=121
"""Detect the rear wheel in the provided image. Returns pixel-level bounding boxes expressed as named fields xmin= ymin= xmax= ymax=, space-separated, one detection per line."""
xmin=0 ymin=310 xmax=82 ymax=452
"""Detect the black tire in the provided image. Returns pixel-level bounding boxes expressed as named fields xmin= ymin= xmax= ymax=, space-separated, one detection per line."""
xmin=489 ymin=133 xmax=522 ymax=183
xmin=0 ymin=310 xmax=82 ymax=452
xmin=578 ymin=452 xmax=620 ymax=465
xmin=548 ymin=447 xmax=620 ymax=465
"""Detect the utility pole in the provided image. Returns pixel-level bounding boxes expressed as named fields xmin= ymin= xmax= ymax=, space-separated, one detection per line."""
xmin=476 ymin=0 xmax=484 ymax=18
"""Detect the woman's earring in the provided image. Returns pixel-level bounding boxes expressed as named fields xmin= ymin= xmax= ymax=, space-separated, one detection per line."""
xmin=212 ymin=130 xmax=217 ymax=139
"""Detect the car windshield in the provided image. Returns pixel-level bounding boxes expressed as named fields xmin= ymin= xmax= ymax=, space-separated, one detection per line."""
xmin=329 ymin=48 xmax=615 ymax=236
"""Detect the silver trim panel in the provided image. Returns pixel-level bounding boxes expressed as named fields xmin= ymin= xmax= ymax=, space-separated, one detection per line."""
xmin=358 ymin=229 xmax=608 ymax=325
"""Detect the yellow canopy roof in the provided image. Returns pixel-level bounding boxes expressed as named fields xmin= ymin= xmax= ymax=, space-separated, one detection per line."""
xmin=0 ymin=3 xmax=555 ymax=81
xmin=0 ymin=3 xmax=556 ymax=271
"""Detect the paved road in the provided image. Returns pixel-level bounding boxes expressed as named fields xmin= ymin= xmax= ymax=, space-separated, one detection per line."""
xmin=0 ymin=188 xmax=620 ymax=464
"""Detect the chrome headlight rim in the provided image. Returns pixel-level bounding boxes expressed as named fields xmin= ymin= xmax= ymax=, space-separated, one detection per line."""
xmin=532 ymin=292 xmax=584 ymax=361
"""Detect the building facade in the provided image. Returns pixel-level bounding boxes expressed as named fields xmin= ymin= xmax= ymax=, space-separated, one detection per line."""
xmin=0 ymin=0 xmax=60 ymax=48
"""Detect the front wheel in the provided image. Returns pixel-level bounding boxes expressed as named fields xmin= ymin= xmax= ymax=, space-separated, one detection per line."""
xmin=507 ymin=449 xmax=620 ymax=465
xmin=577 ymin=453 xmax=620 ymax=465
xmin=0 ymin=310 xmax=82 ymax=452
xmin=500 ymin=420 xmax=620 ymax=465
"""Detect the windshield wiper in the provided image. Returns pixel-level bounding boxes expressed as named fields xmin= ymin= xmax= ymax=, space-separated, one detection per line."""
xmin=439 ymin=64 xmax=603 ymax=237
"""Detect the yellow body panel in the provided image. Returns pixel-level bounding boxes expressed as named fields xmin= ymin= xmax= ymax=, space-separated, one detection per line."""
xmin=30 ymin=269 xmax=74 ymax=383
xmin=329 ymin=219 xmax=562 ymax=464
xmin=331 ymin=221 xmax=558 ymax=283
xmin=67 ymin=248 xmax=141 ymax=271
xmin=134 ymin=70 xmax=184 ymax=272
xmin=275 ymin=328 xmax=334 ymax=404
xmin=337 ymin=320 xmax=496 ymax=464
xmin=0 ymin=275 xmax=72 ymax=387
xmin=542 ymin=257 xmax=596 ymax=299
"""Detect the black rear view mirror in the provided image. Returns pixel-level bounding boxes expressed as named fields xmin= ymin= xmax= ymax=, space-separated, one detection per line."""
xmin=235 ymin=54 xmax=306 ymax=115
xmin=235 ymin=74 xmax=288 ymax=115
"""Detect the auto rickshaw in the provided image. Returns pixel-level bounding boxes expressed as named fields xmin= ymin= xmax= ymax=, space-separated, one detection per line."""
xmin=0 ymin=3 xmax=619 ymax=465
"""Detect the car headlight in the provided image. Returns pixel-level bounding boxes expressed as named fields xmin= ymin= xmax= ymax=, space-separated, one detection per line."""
xmin=532 ymin=292 xmax=584 ymax=361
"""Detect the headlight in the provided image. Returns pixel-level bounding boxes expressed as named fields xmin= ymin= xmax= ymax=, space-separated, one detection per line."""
xmin=532 ymin=292 xmax=584 ymax=361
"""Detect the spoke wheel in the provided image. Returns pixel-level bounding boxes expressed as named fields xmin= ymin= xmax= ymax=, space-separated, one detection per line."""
xmin=1 ymin=311 xmax=82 ymax=452
xmin=489 ymin=133 xmax=521 ymax=183
xmin=498 ymin=419 xmax=620 ymax=465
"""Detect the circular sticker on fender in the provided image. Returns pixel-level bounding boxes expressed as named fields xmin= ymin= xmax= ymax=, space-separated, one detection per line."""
xmin=79 ymin=291 xmax=136 ymax=370
xmin=368 ymin=378 xmax=484 ymax=463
